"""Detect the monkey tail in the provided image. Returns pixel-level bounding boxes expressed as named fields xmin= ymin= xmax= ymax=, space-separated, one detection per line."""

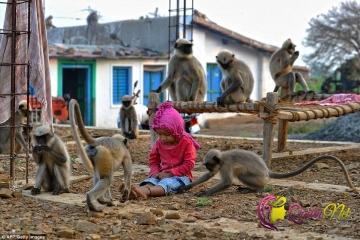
xmin=69 ymin=99 xmax=95 ymax=172
xmin=269 ymin=155 xmax=358 ymax=192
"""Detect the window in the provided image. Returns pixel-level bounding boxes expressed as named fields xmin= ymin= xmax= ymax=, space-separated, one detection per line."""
xmin=206 ymin=64 xmax=222 ymax=102
xmin=143 ymin=70 xmax=164 ymax=105
xmin=113 ymin=67 xmax=131 ymax=105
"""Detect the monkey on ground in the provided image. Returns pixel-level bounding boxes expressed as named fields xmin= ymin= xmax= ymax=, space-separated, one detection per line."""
xmin=179 ymin=149 xmax=358 ymax=196
xmin=0 ymin=100 xmax=30 ymax=154
xmin=269 ymin=39 xmax=315 ymax=99
xmin=30 ymin=125 xmax=71 ymax=195
xmin=152 ymin=38 xmax=207 ymax=102
xmin=119 ymin=95 xmax=138 ymax=139
xmin=216 ymin=49 xmax=254 ymax=107
xmin=45 ymin=15 xmax=56 ymax=30
xmin=69 ymin=99 xmax=132 ymax=212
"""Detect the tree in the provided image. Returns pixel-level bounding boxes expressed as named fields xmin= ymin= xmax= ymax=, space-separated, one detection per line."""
xmin=303 ymin=1 xmax=360 ymax=75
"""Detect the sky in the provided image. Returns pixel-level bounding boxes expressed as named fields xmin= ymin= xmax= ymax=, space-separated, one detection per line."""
xmin=0 ymin=0 xmax=349 ymax=66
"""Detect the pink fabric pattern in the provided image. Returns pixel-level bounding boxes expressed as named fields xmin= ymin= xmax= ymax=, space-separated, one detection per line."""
xmin=150 ymin=101 xmax=201 ymax=149
xmin=295 ymin=94 xmax=360 ymax=106
xmin=148 ymin=137 xmax=196 ymax=181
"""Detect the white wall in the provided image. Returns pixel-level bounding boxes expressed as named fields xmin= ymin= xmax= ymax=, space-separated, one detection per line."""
xmin=96 ymin=58 xmax=168 ymax=128
xmin=49 ymin=59 xmax=59 ymax=96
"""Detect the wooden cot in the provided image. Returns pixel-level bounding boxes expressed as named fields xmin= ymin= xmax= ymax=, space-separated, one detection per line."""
xmin=148 ymin=92 xmax=360 ymax=167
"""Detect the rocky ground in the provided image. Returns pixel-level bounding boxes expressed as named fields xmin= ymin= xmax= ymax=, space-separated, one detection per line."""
xmin=0 ymin=115 xmax=360 ymax=239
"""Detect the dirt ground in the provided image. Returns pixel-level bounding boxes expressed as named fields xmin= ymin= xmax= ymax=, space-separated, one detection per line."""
xmin=1 ymin=116 xmax=360 ymax=239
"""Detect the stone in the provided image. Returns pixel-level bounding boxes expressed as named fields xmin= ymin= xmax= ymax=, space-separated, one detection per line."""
xmin=346 ymin=163 xmax=359 ymax=170
xmin=315 ymin=163 xmax=329 ymax=169
xmin=87 ymin=211 xmax=105 ymax=218
xmin=136 ymin=212 xmax=156 ymax=225
xmin=12 ymin=191 xmax=22 ymax=198
xmin=150 ymin=207 xmax=164 ymax=216
xmin=75 ymin=220 xmax=102 ymax=233
xmin=169 ymin=203 xmax=181 ymax=210
xmin=183 ymin=217 xmax=197 ymax=223
xmin=146 ymin=227 xmax=165 ymax=233
xmin=0 ymin=188 xmax=13 ymax=198
xmin=162 ymin=224 xmax=176 ymax=232
xmin=88 ymin=234 xmax=101 ymax=239
xmin=193 ymin=231 xmax=206 ymax=238
xmin=111 ymin=226 xmax=121 ymax=234
xmin=58 ymin=229 xmax=75 ymax=239
xmin=165 ymin=211 xmax=181 ymax=219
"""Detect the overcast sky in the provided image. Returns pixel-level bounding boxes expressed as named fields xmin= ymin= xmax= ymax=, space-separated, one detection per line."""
xmin=0 ymin=0 xmax=348 ymax=66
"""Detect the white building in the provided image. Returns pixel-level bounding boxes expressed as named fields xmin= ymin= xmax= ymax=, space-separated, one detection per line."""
xmin=46 ymin=10 xmax=280 ymax=127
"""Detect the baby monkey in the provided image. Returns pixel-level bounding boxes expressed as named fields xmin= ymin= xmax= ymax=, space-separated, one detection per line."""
xmin=179 ymin=149 xmax=358 ymax=196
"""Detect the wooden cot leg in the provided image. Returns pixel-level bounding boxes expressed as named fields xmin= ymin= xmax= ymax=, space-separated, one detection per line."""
xmin=262 ymin=92 xmax=278 ymax=167
xmin=277 ymin=119 xmax=289 ymax=152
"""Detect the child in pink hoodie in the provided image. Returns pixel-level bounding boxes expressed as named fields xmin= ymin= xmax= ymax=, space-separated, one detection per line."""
xmin=120 ymin=101 xmax=200 ymax=199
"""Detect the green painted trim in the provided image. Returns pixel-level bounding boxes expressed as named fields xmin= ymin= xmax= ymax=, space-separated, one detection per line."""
xmin=57 ymin=59 xmax=97 ymax=125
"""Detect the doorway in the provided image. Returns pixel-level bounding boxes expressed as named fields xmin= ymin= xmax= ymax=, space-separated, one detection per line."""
xmin=58 ymin=60 xmax=96 ymax=126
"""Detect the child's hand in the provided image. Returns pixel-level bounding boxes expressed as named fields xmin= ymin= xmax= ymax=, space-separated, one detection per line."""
xmin=151 ymin=173 xmax=160 ymax=179
xmin=158 ymin=172 xmax=173 ymax=180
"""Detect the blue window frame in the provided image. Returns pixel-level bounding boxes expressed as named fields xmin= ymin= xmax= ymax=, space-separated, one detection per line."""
xmin=206 ymin=64 xmax=222 ymax=102
xmin=143 ymin=71 xmax=164 ymax=105
xmin=113 ymin=67 xmax=131 ymax=105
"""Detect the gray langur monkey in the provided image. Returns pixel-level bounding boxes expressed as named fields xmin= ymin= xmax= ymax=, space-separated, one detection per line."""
xmin=119 ymin=95 xmax=139 ymax=139
xmin=179 ymin=149 xmax=358 ymax=196
xmin=269 ymin=39 xmax=315 ymax=98
xmin=45 ymin=15 xmax=56 ymax=29
xmin=86 ymin=11 xmax=98 ymax=44
xmin=152 ymin=38 xmax=207 ymax=102
xmin=216 ymin=49 xmax=254 ymax=107
xmin=0 ymin=100 xmax=30 ymax=154
xmin=31 ymin=125 xmax=71 ymax=195
xmin=69 ymin=99 xmax=132 ymax=212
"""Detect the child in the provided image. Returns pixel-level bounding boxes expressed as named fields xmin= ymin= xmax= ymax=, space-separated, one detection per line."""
xmin=120 ymin=101 xmax=201 ymax=199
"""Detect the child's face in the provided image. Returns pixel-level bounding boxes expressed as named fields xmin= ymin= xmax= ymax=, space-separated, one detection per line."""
xmin=155 ymin=128 xmax=178 ymax=146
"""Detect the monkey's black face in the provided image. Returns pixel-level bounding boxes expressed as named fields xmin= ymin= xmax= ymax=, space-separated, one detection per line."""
xmin=122 ymin=100 xmax=132 ymax=108
xmin=34 ymin=134 xmax=49 ymax=146
xmin=287 ymin=44 xmax=295 ymax=54
xmin=204 ymin=161 xmax=217 ymax=172
xmin=178 ymin=44 xmax=193 ymax=55
xmin=217 ymin=59 xmax=233 ymax=70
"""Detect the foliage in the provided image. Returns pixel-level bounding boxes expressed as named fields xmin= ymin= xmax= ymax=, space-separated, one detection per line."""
xmin=295 ymin=78 xmax=323 ymax=93
xmin=263 ymin=185 xmax=274 ymax=192
xmin=288 ymin=119 xmax=333 ymax=134
xmin=303 ymin=1 xmax=360 ymax=75
xmin=196 ymin=197 xmax=212 ymax=207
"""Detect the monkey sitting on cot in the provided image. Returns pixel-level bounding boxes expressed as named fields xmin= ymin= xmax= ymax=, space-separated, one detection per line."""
xmin=269 ymin=39 xmax=315 ymax=99
xmin=152 ymin=38 xmax=207 ymax=102
xmin=216 ymin=49 xmax=254 ymax=107
xmin=119 ymin=95 xmax=139 ymax=139
xmin=31 ymin=125 xmax=71 ymax=195
xmin=178 ymin=149 xmax=358 ymax=196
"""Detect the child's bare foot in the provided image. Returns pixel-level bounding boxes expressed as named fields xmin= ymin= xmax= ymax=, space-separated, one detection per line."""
xmin=130 ymin=185 xmax=148 ymax=199
xmin=119 ymin=183 xmax=138 ymax=200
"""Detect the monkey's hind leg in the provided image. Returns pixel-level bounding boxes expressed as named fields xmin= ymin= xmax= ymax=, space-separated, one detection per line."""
xmin=87 ymin=146 xmax=114 ymax=211
xmin=52 ymin=164 xmax=70 ymax=195
xmin=120 ymin=156 xmax=132 ymax=202
xmin=86 ymin=178 xmax=111 ymax=212
xmin=176 ymin=77 xmax=192 ymax=101
xmin=237 ymin=174 xmax=267 ymax=194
